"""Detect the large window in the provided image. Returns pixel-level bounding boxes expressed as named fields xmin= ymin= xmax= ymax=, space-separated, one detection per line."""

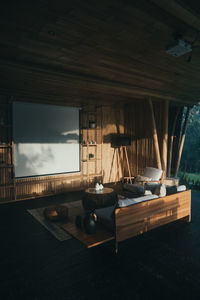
xmin=13 ymin=101 xmax=80 ymax=177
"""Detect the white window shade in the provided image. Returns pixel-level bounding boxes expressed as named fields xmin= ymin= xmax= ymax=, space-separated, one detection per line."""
xmin=13 ymin=102 xmax=80 ymax=178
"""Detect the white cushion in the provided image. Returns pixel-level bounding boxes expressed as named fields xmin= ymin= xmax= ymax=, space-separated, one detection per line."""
xmin=177 ymin=185 xmax=186 ymax=192
xmin=143 ymin=167 xmax=163 ymax=181
xmin=118 ymin=194 xmax=159 ymax=207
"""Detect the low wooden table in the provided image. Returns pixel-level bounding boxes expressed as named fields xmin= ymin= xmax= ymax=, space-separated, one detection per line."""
xmin=60 ymin=200 xmax=114 ymax=248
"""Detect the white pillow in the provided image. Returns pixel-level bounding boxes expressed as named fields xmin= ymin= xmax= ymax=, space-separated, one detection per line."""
xmin=143 ymin=167 xmax=163 ymax=181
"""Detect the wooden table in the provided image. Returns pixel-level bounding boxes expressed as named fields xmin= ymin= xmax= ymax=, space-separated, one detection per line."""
xmin=82 ymin=187 xmax=117 ymax=211
xmin=60 ymin=200 xmax=114 ymax=248
xmin=61 ymin=187 xmax=117 ymax=248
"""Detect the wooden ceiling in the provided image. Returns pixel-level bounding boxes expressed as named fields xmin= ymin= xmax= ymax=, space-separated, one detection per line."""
xmin=1 ymin=0 xmax=200 ymax=106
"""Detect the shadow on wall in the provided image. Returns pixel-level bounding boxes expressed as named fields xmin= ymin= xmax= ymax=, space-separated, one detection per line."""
xmin=15 ymin=132 xmax=79 ymax=144
xmin=15 ymin=144 xmax=54 ymax=177
xmin=13 ymin=102 xmax=80 ymax=144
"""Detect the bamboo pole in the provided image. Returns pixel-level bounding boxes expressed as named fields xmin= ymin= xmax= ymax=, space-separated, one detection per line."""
xmin=167 ymin=107 xmax=180 ymax=177
xmin=148 ymin=98 xmax=162 ymax=170
xmin=174 ymin=106 xmax=191 ymax=177
xmin=161 ymin=100 xmax=169 ymax=178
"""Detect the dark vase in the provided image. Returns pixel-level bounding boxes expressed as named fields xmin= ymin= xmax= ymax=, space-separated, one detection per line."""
xmin=89 ymin=121 xmax=96 ymax=129
xmin=83 ymin=212 xmax=97 ymax=234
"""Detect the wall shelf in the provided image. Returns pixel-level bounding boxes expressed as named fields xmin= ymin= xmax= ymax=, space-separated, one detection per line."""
xmin=0 ymin=145 xmax=12 ymax=148
xmin=81 ymin=158 xmax=101 ymax=162
xmin=81 ymin=128 xmax=96 ymax=130
xmin=80 ymin=105 xmax=102 ymax=186
xmin=82 ymin=144 xmax=97 ymax=147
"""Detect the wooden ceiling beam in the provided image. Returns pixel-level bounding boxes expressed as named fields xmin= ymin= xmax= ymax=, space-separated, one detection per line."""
xmin=1 ymin=0 xmax=200 ymax=105
xmin=0 ymin=58 xmax=197 ymax=105
xmin=151 ymin=0 xmax=200 ymax=31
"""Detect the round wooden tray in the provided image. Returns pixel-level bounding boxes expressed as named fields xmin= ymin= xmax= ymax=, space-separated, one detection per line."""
xmin=43 ymin=205 xmax=68 ymax=221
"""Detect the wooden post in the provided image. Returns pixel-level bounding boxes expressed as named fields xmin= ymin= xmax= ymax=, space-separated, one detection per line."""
xmin=115 ymin=146 xmax=123 ymax=184
xmin=124 ymin=147 xmax=132 ymax=183
xmin=148 ymin=98 xmax=162 ymax=170
xmin=115 ymin=146 xmax=133 ymax=184
xmin=174 ymin=106 xmax=191 ymax=177
xmin=161 ymin=100 xmax=168 ymax=178
xmin=172 ymin=107 xmax=184 ymax=175
xmin=167 ymin=107 xmax=180 ymax=177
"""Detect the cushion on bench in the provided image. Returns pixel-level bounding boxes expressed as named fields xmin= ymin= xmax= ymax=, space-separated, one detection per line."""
xmin=143 ymin=167 xmax=163 ymax=181
xmin=166 ymin=185 xmax=186 ymax=195
xmin=123 ymin=183 xmax=145 ymax=195
xmin=118 ymin=194 xmax=159 ymax=207
xmin=95 ymin=186 xmax=186 ymax=231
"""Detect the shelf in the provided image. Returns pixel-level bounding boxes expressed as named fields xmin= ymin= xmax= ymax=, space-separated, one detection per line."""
xmin=81 ymin=159 xmax=101 ymax=162
xmin=82 ymin=144 xmax=97 ymax=147
xmin=88 ymin=158 xmax=101 ymax=161
xmin=80 ymin=105 xmax=102 ymax=185
xmin=0 ymin=144 xmax=12 ymax=148
xmin=81 ymin=128 xmax=96 ymax=130
xmin=81 ymin=110 xmax=97 ymax=114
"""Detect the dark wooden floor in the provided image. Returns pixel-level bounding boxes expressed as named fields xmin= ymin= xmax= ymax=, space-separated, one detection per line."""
xmin=0 ymin=190 xmax=200 ymax=300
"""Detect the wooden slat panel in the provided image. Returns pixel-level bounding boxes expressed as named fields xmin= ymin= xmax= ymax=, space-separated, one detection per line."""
xmin=0 ymin=104 xmax=126 ymax=202
xmin=115 ymin=190 xmax=191 ymax=242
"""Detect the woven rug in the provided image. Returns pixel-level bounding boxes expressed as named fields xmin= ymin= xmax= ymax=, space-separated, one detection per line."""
xmin=27 ymin=200 xmax=82 ymax=241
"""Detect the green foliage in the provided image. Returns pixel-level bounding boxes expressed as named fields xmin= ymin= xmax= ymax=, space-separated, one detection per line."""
xmin=180 ymin=104 xmax=200 ymax=173
xmin=178 ymin=171 xmax=200 ymax=190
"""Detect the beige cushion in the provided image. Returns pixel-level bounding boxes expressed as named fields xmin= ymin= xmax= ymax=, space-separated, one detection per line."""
xmin=143 ymin=167 xmax=163 ymax=181
xmin=154 ymin=183 xmax=166 ymax=197
xmin=135 ymin=175 xmax=152 ymax=182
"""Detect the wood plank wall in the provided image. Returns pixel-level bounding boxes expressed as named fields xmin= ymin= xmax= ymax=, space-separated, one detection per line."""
xmin=102 ymin=106 xmax=124 ymax=183
xmin=0 ymin=98 xmax=166 ymax=203
xmin=124 ymin=99 xmax=166 ymax=177
xmin=0 ymin=103 xmax=125 ymax=202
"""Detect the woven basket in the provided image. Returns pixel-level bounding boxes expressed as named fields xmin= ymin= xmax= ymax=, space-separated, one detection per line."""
xmin=43 ymin=205 xmax=68 ymax=221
